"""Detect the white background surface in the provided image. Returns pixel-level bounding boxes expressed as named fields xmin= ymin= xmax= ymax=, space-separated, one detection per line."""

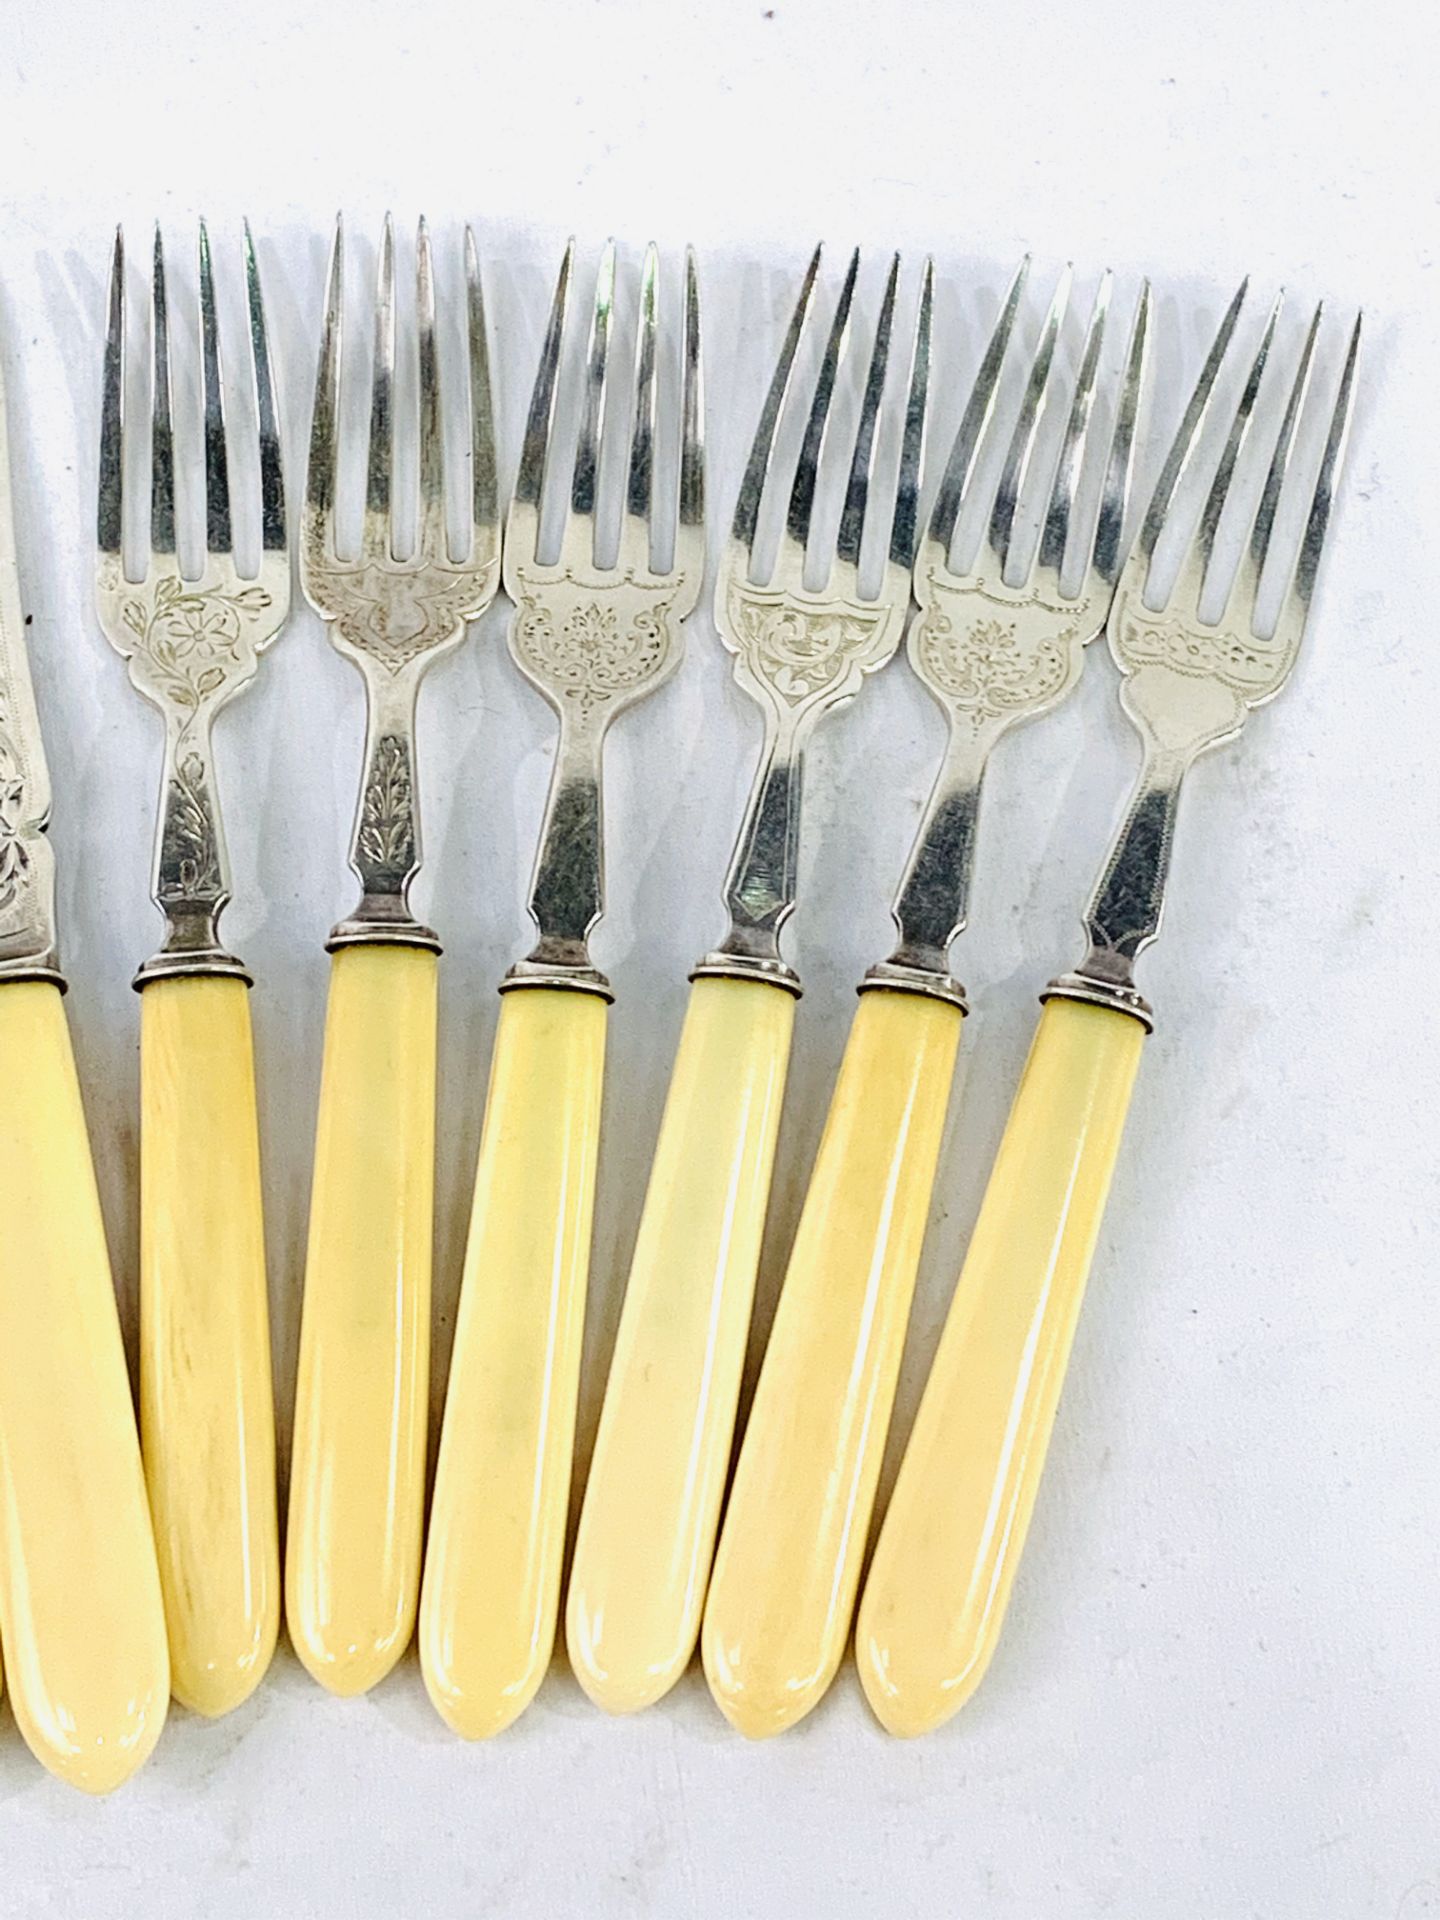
xmin=0 ymin=0 xmax=1436 ymax=1913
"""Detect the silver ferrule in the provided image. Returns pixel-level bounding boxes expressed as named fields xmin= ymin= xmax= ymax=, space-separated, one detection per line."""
xmin=1043 ymin=741 xmax=1188 ymax=1032
xmin=695 ymin=715 xmax=804 ymax=991
xmin=329 ymin=665 xmax=439 ymax=955
xmin=136 ymin=708 xmax=250 ymax=988
xmin=502 ymin=714 xmax=612 ymax=998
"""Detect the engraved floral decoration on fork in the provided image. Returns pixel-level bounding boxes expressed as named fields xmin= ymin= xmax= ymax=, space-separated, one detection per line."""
xmin=302 ymin=213 xmax=500 ymax=950
xmin=95 ymin=222 xmax=288 ymax=983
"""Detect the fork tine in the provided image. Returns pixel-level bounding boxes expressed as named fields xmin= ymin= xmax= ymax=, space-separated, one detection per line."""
xmin=304 ymin=215 xmax=343 ymax=567
xmin=927 ymin=256 xmax=1028 ymax=556
xmin=620 ymin=242 xmax=659 ymax=571
xmin=150 ymin=226 xmax=177 ymax=558
xmin=985 ymin=265 xmax=1070 ymax=578
xmin=415 ymin=217 xmax=446 ymax=562
xmin=1136 ymin=277 xmax=1248 ymax=570
xmin=1274 ymin=310 xmax=1361 ymax=643
xmin=98 ymin=225 xmax=124 ymax=561
xmin=674 ymin=244 xmax=705 ymax=591
xmin=782 ymin=247 xmax=858 ymax=569
xmin=1090 ymin=279 xmax=1151 ymax=587
xmin=362 ymin=213 xmax=396 ymax=563
xmin=1176 ymin=290 xmax=1282 ymax=620
xmin=245 ymin=220 xmax=286 ymax=556
xmin=1036 ymin=269 xmax=1111 ymax=580
xmin=835 ymin=252 xmax=899 ymax=574
xmin=571 ymin=240 xmax=616 ymax=536
xmin=1233 ymin=301 xmax=1321 ymax=621
xmin=198 ymin=219 xmax=232 ymax=558
xmin=730 ymin=243 xmax=822 ymax=557
xmin=465 ymin=224 xmax=499 ymax=558
xmin=513 ymin=239 xmax=573 ymax=526
xmin=888 ymin=257 xmax=933 ymax=576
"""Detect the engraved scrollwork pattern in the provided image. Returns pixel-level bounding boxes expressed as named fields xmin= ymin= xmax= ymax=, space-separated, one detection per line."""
xmin=911 ymin=577 xmax=1089 ymax=733
xmin=510 ymin=573 xmax=677 ymax=724
xmin=1112 ymin=604 xmax=1292 ymax=702
xmin=723 ymin=582 xmax=892 ymax=709
xmin=308 ymin=561 xmax=496 ymax=674
xmin=157 ymin=750 xmax=222 ymax=902
xmin=356 ymin=733 xmax=417 ymax=890
xmin=117 ymin=572 xmax=275 ymax=714
xmin=0 ymin=718 xmax=31 ymax=917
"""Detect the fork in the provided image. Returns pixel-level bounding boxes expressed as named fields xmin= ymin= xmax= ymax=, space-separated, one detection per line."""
xmin=703 ymin=263 xmax=1152 ymax=1738
xmin=95 ymin=222 xmax=286 ymax=1718
xmin=857 ymin=285 xmax=1361 ymax=1737
xmin=566 ymin=248 xmax=927 ymax=1713
xmin=419 ymin=241 xmax=704 ymax=1739
xmin=289 ymin=215 xmax=500 ymax=1694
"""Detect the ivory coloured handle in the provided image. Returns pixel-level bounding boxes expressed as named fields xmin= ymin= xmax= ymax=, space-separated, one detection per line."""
xmin=702 ymin=988 xmax=962 ymax=1737
xmin=140 ymin=974 xmax=279 ymax=1717
xmin=420 ymin=987 xmax=606 ymax=1738
xmin=0 ymin=981 xmax=169 ymax=1792
xmin=856 ymin=995 xmax=1145 ymax=1737
xmin=566 ymin=975 xmax=795 ymax=1712
xmin=286 ymin=944 xmax=437 ymax=1695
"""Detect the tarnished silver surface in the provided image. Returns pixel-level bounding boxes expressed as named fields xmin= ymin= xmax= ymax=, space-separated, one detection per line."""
xmin=696 ymin=248 xmax=930 ymax=994
xmin=95 ymin=223 xmax=289 ymax=986
xmin=302 ymin=215 xmax=500 ymax=952
xmin=1046 ymin=285 xmax=1361 ymax=1027
xmin=501 ymin=242 xmax=704 ymax=998
xmin=864 ymin=263 xmax=1152 ymax=1008
xmin=0 ymin=350 xmax=60 ymax=988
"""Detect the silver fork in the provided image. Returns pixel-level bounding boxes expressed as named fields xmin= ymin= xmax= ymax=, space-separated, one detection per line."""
xmin=567 ymin=249 xmax=929 ymax=1717
xmin=857 ymin=286 xmax=1361 ymax=1739
xmin=95 ymin=221 xmax=286 ymax=1716
xmin=420 ymin=242 xmax=703 ymax=1740
xmin=701 ymin=265 xmax=1152 ymax=1740
xmin=288 ymin=215 xmax=500 ymax=1698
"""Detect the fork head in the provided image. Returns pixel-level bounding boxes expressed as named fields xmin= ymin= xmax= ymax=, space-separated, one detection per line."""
xmin=95 ymin=221 xmax=290 ymax=724
xmin=503 ymin=240 xmax=704 ymax=734
xmin=301 ymin=214 xmax=500 ymax=677
xmin=1107 ymin=284 xmax=1360 ymax=758
xmin=715 ymin=246 xmax=929 ymax=726
xmin=907 ymin=260 xmax=1151 ymax=746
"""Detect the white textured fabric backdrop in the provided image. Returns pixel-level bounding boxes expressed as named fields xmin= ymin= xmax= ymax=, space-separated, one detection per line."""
xmin=0 ymin=1 xmax=1435 ymax=1913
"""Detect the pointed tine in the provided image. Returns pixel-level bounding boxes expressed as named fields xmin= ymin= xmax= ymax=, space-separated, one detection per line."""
xmin=515 ymin=239 xmax=572 ymax=516
xmin=1281 ymin=310 xmax=1360 ymax=632
xmin=784 ymin=247 xmax=858 ymax=558
xmin=98 ymin=225 xmax=125 ymax=560
xmin=1037 ymin=268 xmax=1111 ymax=579
xmin=623 ymin=242 xmax=659 ymax=552
xmin=1235 ymin=301 xmax=1321 ymax=618
xmin=928 ymin=255 xmax=1029 ymax=552
xmin=836 ymin=253 xmax=898 ymax=571
xmin=1091 ymin=279 xmax=1151 ymax=586
xmin=1190 ymin=291 xmax=1283 ymax=600
xmin=889 ymin=257 xmax=933 ymax=574
xmin=245 ymin=220 xmax=285 ymax=555
xmin=987 ymin=264 xmax=1070 ymax=576
xmin=1138 ymin=276 xmax=1248 ymax=564
xmin=305 ymin=216 xmax=343 ymax=565
xmin=465 ymin=225 xmax=499 ymax=551
xmin=678 ymin=245 xmax=705 ymax=539
xmin=362 ymin=213 xmax=396 ymax=562
xmin=198 ymin=220 xmax=232 ymax=556
xmin=150 ymin=226 xmax=176 ymax=557
xmin=415 ymin=217 xmax=446 ymax=561
xmin=571 ymin=240 xmax=616 ymax=527
xmin=731 ymin=242 xmax=822 ymax=552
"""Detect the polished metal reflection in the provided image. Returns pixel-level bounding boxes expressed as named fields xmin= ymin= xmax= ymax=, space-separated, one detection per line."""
xmin=501 ymin=241 xmax=705 ymax=998
xmin=301 ymin=214 xmax=500 ymax=952
xmin=696 ymin=248 xmax=930 ymax=994
xmin=95 ymin=222 xmax=289 ymax=985
xmin=867 ymin=263 xmax=1152 ymax=1007
xmin=1047 ymin=286 xmax=1362 ymax=1026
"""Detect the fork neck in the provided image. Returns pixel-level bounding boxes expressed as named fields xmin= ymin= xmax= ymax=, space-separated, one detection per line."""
xmin=135 ymin=702 xmax=250 ymax=988
xmin=328 ymin=662 xmax=441 ymax=957
xmin=503 ymin=710 xmax=613 ymax=1001
xmin=691 ymin=707 xmax=804 ymax=996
